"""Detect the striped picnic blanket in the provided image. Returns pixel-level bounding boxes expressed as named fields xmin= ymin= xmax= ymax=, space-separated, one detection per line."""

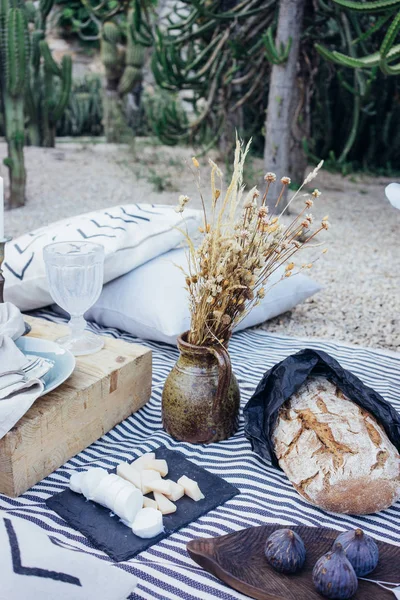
xmin=1 ymin=309 xmax=399 ymax=600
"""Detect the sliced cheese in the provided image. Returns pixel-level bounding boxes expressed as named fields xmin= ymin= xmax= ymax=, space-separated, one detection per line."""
xmin=92 ymin=474 xmax=128 ymax=507
xmin=143 ymin=496 xmax=158 ymax=510
xmin=113 ymin=486 xmax=143 ymax=525
xmin=69 ymin=472 xmax=84 ymax=494
xmin=131 ymin=507 xmax=163 ymax=539
xmin=154 ymin=492 xmax=177 ymax=515
xmin=131 ymin=453 xmax=156 ymax=471
xmin=145 ymin=459 xmax=169 ymax=477
xmin=146 ymin=480 xmax=172 ymax=496
xmin=164 ymin=480 xmax=184 ymax=502
xmin=177 ymin=475 xmax=205 ymax=501
xmin=80 ymin=468 xmax=109 ymax=500
xmin=141 ymin=470 xmax=161 ymax=495
xmin=117 ymin=462 xmax=141 ymax=489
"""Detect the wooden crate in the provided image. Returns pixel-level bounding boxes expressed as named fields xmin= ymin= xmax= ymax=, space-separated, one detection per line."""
xmin=0 ymin=316 xmax=152 ymax=497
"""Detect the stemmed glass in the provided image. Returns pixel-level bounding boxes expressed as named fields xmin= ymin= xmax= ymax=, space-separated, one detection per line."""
xmin=43 ymin=242 xmax=105 ymax=356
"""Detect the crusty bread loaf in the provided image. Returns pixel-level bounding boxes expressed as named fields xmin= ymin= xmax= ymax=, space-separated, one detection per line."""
xmin=272 ymin=376 xmax=400 ymax=514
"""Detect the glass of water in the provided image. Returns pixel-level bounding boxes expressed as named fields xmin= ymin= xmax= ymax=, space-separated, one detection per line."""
xmin=43 ymin=241 xmax=105 ymax=356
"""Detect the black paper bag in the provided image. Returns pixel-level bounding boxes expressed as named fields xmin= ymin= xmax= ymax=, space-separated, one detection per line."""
xmin=243 ymin=348 xmax=400 ymax=468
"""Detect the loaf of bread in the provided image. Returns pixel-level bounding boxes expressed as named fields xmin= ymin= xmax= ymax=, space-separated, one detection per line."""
xmin=272 ymin=376 xmax=400 ymax=514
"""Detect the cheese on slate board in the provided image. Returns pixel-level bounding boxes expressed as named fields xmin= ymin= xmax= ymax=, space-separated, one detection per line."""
xmin=46 ymin=447 xmax=240 ymax=562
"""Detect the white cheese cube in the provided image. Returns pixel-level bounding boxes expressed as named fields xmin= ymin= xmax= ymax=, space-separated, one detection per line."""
xmin=177 ymin=475 xmax=205 ymax=501
xmin=141 ymin=470 xmax=161 ymax=495
xmin=131 ymin=507 xmax=163 ymax=539
xmin=145 ymin=459 xmax=169 ymax=477
xmin=131 ymin=453 xmax=156 ymax=471
xmin=146 ymin=480 xmax=172 ymax=496
xmin=117 ymin=463 xmax=141 ymax=489
xmin=164 ymin=480 xmax=184 ymax=502
xmin=154 ymin=492 xmax=177 ymax=515
xmin=143 ymin=497 xmax=158 ymax=510
xmin=113 ymin=486 xmax=143 ymax=525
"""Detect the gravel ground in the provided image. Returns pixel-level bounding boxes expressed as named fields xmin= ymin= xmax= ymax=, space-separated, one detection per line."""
xmin=1 ymin=140 xmax=399 ymax=352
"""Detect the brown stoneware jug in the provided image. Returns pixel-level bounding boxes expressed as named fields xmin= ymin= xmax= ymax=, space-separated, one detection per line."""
xmin=162 ymin=332 xmax=240 ymax=443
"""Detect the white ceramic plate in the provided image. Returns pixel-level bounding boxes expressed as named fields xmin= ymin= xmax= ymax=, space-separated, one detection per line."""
xmin=16 ymin=337 xmax=76 ymax=396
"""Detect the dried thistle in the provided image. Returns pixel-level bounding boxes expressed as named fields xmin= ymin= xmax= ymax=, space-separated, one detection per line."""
xmin=178 ymin=139 xmax=328 ymax=347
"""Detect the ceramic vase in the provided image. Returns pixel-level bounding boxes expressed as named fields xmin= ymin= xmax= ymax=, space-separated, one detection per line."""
xmin=162 ymin=332 xmax=240 ymax=443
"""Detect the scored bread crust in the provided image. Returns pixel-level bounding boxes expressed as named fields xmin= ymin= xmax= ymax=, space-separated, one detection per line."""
xmin=272 ymin=376 xmax=400 ymax=514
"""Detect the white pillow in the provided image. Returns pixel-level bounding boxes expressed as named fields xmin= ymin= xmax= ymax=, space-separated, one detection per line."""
xmin=4 ymin=205 xmax=202 ymax=311
xmin=385 ymin=182 xmax=400 ymax=209
xmin=0 ymin=515 xmax=135 ymax=600
xmin=86 ymin=248 xmax=322 ymax=345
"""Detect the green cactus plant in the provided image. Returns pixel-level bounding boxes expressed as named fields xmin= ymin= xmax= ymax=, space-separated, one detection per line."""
xmin=39 ymin=40 xmax=72 ymax=146
xmin=141 ymin=0 xmax=278 ymax=152
xmin=262 ymin=25 xmax=292 ymax=65
xmin=102 ymin=8 xmax=148 ymax=141
xmin=143 ymin=88 xmax=189 ymax=145
xmin=311 ymin=0 xmax=400 ymax=166
xmin=0 ymin=1 xmax=29 ymax=208
xmin=144 ymin=0 xmax=400 ymax=174
xmin=71 ymin=1 xmax=151 ymax=142
xmin=57 ymin=75 xmax=103 ymax=137
xmin=25 ymin=0 xmax=73 ymax=147
xmin=316 ymin=0 xmax=400 ymax=75
xmin=0 ymin=0 xmax=73 ymax=207
xmin=332 ymin=0 xmax=400 ymax=11
xmin=117 ymin=9 xmax=145 ymax=96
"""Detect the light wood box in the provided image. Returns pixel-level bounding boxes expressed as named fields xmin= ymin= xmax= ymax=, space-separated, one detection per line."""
xmin=0 ymin=316 xmax=152 ymax=497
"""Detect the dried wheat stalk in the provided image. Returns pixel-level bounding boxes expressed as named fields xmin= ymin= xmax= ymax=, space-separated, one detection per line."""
xmin=176 ymin=138 xmax=328 ymax=347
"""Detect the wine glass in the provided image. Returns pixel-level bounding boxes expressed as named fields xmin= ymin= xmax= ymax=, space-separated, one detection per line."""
xmin=43 ymin=241 xmax=105 ymax=356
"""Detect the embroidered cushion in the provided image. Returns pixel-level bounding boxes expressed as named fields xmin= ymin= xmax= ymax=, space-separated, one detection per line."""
xmin=0 ymin=515 xmax=135 ymax=600
xmin=4 ymin=205 xmax=202 ymax=311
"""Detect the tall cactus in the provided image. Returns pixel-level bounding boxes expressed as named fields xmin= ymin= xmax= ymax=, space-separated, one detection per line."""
xmin=102 ymin=9 xmax=147 ymax=142
xmin=39 ymin=40 xmax=72 ymax=146
xmin=76 ymin=0 xmax=150 ymax=142
xmin=25 ymin=0 xmax=72 ymax=147
xmin=0 ymin=1 xmax=29 ymax=208
xmin=118 ymin=13 xmax=145 ymax=96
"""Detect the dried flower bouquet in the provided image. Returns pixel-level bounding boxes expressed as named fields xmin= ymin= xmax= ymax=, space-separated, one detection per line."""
xmin=177 ymin=139 xmax=328 ymax=348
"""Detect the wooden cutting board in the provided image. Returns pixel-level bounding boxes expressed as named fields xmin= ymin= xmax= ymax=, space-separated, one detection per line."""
xmin=187 ymin=524 xmax=400 ymax=600
xmin=0 ymin=316 xmax=152 ymax=497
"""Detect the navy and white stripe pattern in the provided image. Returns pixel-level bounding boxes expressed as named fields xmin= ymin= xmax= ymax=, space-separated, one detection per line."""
xmin=1 ymin=309 xmax=399 ymax=600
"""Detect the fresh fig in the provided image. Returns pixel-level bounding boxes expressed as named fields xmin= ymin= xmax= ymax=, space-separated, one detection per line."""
xmin=313 ymin=542 xmax=358 ymax=600
xmin=334 ymin=528 xmax=379 ymax=576
xmin=264 ymin=528 xmax=306 ymax=573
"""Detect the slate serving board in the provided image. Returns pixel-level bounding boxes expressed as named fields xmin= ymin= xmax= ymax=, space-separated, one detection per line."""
xmin=47 ymin=447 xmax=240 ymax=562
xmin=187 ymin=524 xmax=400 ymax=600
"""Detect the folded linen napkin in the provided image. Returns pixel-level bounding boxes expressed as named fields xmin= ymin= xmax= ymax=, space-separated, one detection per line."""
xmin=0 ymin=303 xmax=52 ymax=439
xmin=0 ymin=515 xmax=136 ymax=599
